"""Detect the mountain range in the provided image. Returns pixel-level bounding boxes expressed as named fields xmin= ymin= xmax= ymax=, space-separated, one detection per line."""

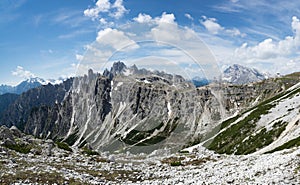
xmin=0 ymin=61 xmax=299 ymax=156
xmin=0 ymin=77 xmax=64 ymax=95
xmin=0 ymin=63 xmax=269 ymax=96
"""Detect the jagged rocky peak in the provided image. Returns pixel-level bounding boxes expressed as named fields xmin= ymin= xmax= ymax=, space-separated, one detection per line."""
xmin=104 ymin=61 xmax=143 ymax=77
xmin=88 ymin=68 xmax=94 ymax=77
xmin=103 ymin=61 xmax=187 ymax=85
xmin=223 ymin=64 xmax=268 ymax=85
xmin=131 ymin=64 xmax=138 ymax=73
xmin=111 ymin=61 xmax=128 ymax=75
xmin=103 ymin=61 xmax=128 ymax=79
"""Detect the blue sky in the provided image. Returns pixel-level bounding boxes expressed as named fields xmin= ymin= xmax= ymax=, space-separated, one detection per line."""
xmin=1 ymin=0 xmax=300 ymax=85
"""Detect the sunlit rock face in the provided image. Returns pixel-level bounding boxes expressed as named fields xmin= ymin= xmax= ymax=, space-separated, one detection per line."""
xmin=69 ymin=68 xmax=224 ymax=152
xmin=20 ymin=62 xmax=227 ymax=153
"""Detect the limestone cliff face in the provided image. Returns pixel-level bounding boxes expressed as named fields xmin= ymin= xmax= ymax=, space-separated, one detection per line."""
xmin=1 ymin=62 xmax=299 ymax=154
xmin=57 ymin=70 xmax=226 ymax=153
xmin=221 ymin=79 xmax=287 ymax=114
xmin=19 ymin=63 xmax=228 ymax=153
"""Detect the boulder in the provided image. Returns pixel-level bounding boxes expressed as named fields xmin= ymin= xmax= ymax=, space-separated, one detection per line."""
xmin=43 ymin=139 xmax=54 ymax=156
xmin=30 ymin=148 xmax=42 ymax=155
xmin=0 ymin=126 xmax=14 ymax=141
xmin=108 ymin=155 xmax=116 ymax=163
xmin=3 ymin=138 xmax=16 ymax=146
xmin=10 ymin=126 xmax=22 ymax=138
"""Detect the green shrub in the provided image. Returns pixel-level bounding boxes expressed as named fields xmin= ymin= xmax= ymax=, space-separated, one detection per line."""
xmin=82 ymin=147 xmax=99 ymax=156
xmin=179 ymin=150 xmax=189 ymax=154
xmin=220 ymin=115 xmax=239 ymax=130
xmin=235 ymin=121 xmax=287 ymax=154
xmin=207 ymin=93 xmax=283 ymax=154
xmin=56 ymin=142 xmax=72 ymax=152
xmin=266 ymin=136 xmax=300 ymax=153
xmin=4 ymin=143 xmax=31 ymax=154
xmin=64 ymin=129 xmax=79 ymax=146
xmin=122 ymin=117 xmax=179 ymax=146
xmin=170 ymin=161 xmax=182 ymax=166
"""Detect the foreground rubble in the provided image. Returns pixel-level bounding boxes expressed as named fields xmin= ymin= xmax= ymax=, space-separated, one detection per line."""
xmin=0 ymin=125 xmax=299 ymax=184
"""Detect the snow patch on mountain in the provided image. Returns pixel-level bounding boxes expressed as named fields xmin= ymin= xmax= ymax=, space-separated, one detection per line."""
xmin=223 ymin=64 xmax=270 ymax=85
xmin=0 ymin=77 xmax=65 ymax=95
xmin=254 ymin=83 xmax=300 ymax=154
xmin=18 ymin=77 xmax=64 ymax=86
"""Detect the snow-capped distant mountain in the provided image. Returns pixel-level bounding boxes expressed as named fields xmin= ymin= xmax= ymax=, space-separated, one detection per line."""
xmin=24 ymin=77 xmax=65 ymax=85
xmin=14 ymin=78 xmax=45 ymax=95
xmin=25 ymin=77 xmax=47 ymax=85
xmin=0 ymin=77 xmax=65 ymax=95
xmin=223 ymin=64 xmax=269 ymax=85
xmin=0 ymin=78 xmax=42 ymax=95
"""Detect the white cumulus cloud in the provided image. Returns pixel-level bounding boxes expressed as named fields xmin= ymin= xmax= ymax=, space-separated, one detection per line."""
xmin=133 ymin=12 xmax=184 ymax=43
xmin=12 ymin=66 xmax=35 ymax=79
xmin=200 ymin=16 xmax=224 ymax=34
xmin=200 ymin=16 xmax=244 ymax=37
xmin=84 ymin=0 xmax=111 ymax=20
xmin=235 ymin=16 xmax=300 ymax=60
xmin=110 ymin=0 xmax=128 ymax=19
xmin=84 ymin=0 xmax=128 ymax=21
xmin=133 ymin=13 xmax=152 ymax=23
xmin=133 ymin=12 xmax=176 ymax=25
xmin=96 ymin=28 xmax=138 ymax=50
xmin=156 ymin=12 xmax=176 ymax=24
xmin=96 ymin=0 xmax=111 ymax=11
xmin=150 ymin=13 xmax=181 ymax=43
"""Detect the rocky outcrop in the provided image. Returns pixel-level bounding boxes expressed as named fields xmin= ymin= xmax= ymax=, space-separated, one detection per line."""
xmin=0 ymin=126 xmax=14 ymax=143
xmin=0 ymin=126 xmax=25 ymax=147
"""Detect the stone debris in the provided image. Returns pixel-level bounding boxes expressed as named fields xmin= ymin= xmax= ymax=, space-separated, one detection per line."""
xmin=0 ymin=138 xmax=299 ymax=184
xmin=0 ymin=126 xmax=299 ymax=184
